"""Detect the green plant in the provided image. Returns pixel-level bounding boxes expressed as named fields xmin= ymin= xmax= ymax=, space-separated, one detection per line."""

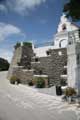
xmin=0 ymin=58 xmax=9 ymax=71
xmin=28 ymin=80 xmax=34 ymax=86
xmin=10 ymin=76 xmax=20 ymax=84
xmin=14 ymin=42 xmax=21 ymax=49
xmin=35 ymin=77 xmax=45 ymax=88
xmin=23 ymin=42 xmax=32 ymax=47
xmin=64 ymin=87 xmax=76 ymax=97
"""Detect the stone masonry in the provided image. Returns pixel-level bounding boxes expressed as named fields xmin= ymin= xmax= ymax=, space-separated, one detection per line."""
xmin=32 ymin=48 xmax=67 ymax=86
xmin=8 ymin=43 xmax=67 ymax=86
xmin=8 ymin=44 xmax=34 ymax=84
xmin=50 ymin=48 xmax=67 ymax=85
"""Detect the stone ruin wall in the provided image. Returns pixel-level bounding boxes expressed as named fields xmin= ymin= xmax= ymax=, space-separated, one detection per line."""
xmin=8 ymin=45 xmax=34 ymax=83
xmin=7 ymin=46 xmax=22 ymax=79
xmin=8 ymin=44 xmax=67 ymax=86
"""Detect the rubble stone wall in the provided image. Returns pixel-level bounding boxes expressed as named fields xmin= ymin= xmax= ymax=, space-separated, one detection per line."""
xmin=8 ymin=45 xmax=67 ymax=86
xmin=32 ymin=48 xmax=67 ymax=85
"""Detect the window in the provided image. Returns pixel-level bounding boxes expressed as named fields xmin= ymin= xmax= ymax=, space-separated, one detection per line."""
xmin=68 ymin=41 xmax=72 ymax=45
xmin=63 ymin=69 xmax=67 ymax=75
xmin=59 ymin=42 xmax=61 ymax=48
xmin=77 ymin=54 xmax=80 ymax=64
xmin=39 ymin=70 xmax=43 ymax=75
xmin=34 ymin=53 xmax=36 ymax=56
xmin=46 ymin=49 xmax=51 ymax=56
xmin=62 ymin=24 xmax=66 ymax=31
xmin=46 ymin=51 xmax=50 ymax=55
xmin=35 ymin=58 xmax=39 ymax=62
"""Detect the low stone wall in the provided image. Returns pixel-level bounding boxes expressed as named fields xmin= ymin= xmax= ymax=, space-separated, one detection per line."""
xmin=9 ymin=66 xmax=33 ymax=84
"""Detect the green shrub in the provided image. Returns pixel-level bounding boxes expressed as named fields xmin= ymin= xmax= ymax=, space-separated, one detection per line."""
xmin=0 ymin=58 xmax=9 ymax=71
xmin=10 ymin=76 xmax=20 ymax=84
xmin=14 ymin=42 xmax=21 ymax=49
xmin=35 ymin=77 xmax=45 ymax=88
xmin=23 ymin=42 xmax=32 ymax=47
xmin=28 ymin=80 xmax=34 ymax=86
xmin=64 ymin=87 xmax=76 ymax=96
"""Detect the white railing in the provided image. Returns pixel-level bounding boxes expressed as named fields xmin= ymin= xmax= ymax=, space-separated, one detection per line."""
xmin=68 ymin=29 xmax=80 ymax=45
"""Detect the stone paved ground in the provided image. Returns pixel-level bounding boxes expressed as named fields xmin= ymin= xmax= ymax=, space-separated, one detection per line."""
xmin=0 ymin=72 xmax=80 ymax=120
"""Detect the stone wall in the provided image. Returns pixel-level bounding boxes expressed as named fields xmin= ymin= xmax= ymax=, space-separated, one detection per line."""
xmin=32 ymin=48 xmax=67 ymax=86
xmin=8 ymin=43 xmax=67 ymax=86
xmin=7 ymin=45 xmax=34 ymax=82
xmin=7 ymin=46 xmax=22 ymax=79
xmin=50 ymin=48 xmax=67 ymax=85
xmin=11 ymin=66 xmax=33 ymax=84
xmin=20 ymin=46 xmax=33 ymax=69
xmin=31 ymin=56 xmax=51 ymax=75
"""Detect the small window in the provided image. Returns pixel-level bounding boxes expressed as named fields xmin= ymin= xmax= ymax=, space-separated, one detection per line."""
xmin=59 ymin=42 xmax=61 ymax=48
xmin=62 ymin=24 xmax=66 ymax=31
xmin=46 ymin=51 xmax=50 ymax=55
xmin=68 ymin=41 xmax=72 ymax=45
xmin=39 ymin=70 xmax=43 ymax=75
xmin=64 ymin=61 xmax=67 ymax=66
xmin=34 ymin=53 xmax=36 ymax=56
xmin=35 ymin=58 xmax=39 ymax=62
xmin=63 ymin=69 xmax=67 ymax=75
xmin=46 ymin=49 xmax=51 ymax=56
xmin=77 ymin=54 xmax=80 ymax=64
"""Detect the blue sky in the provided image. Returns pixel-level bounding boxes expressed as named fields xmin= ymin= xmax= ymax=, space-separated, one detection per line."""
xmin=0 ymin=0 xmax=80 ymax=62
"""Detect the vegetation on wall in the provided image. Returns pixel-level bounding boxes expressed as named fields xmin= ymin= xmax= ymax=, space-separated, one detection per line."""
xmin=0 ymin=58 xmax=9 ymax=71
xmin=14 ymin=42 xmax=21 ymax=49
xmin=23 ymin=42 xmax=32 ymax=47
xmin=27 ymin=80 xmax=34 ymax=86
xmin=10 ymin=76 xmax=20 ymax=84
xmin=14 ymin=42 xmax=32 ymax=49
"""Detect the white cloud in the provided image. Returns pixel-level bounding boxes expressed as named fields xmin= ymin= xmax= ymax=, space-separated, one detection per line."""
xmin=0 ymin=22 xmax=24 ymax=41
xmin=0 ymin=4 xmax=7 ymax=12
xmin=3 ymin=0 xmax=46 ymax=15
xmin=0 ymin=22 xmax=25 ymax=61
xmin=0 ymin=49 xmax=13 ymax=62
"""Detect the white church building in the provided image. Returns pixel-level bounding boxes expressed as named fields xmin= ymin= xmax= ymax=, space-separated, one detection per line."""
xmin=34 ymin=14 xmax=79 ymax=57
xmin=8 ymin=14 xmax=80 ymax=95
xmin=34 ymin=14 xmax=80 ymax=94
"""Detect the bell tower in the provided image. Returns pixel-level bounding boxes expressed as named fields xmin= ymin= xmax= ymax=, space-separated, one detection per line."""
xmin=54 ymin=13 xmax=79 ymax=48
